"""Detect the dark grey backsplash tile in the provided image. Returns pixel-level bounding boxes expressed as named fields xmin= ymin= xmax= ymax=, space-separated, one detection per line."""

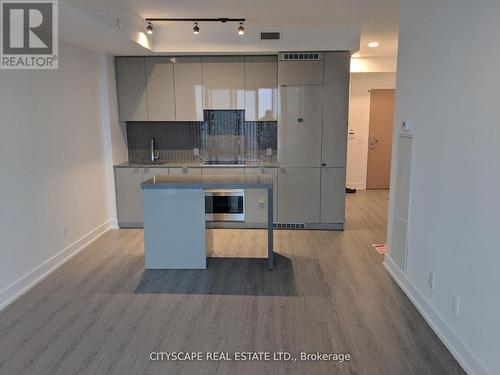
xmin=126 ymin=110 xmax=277 ymax=163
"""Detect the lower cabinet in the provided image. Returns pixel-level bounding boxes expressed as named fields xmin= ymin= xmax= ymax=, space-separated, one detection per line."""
xmin=116 ymin=167 xmax=202 ymax=228
xmin=114 ymin=165 xmax=342 ymax=229
xmin=244 ymin=168 xmax=278 ymax=202
xmin=142 ymin=167 xmax=169 ymax=182
xmin=245 ymin=168 xmax=278 ymax=225
xmin=169 ymin=167 xmax=202 ymax=175
xmin=246 ymin=200 xmax=278 ymax=224
xmin=202 ymin=168 xmax=244 ymax=175
xmin=320 ymin=167 xmax=346 ymax=224
xmin=114 ymin=167 xmax=143 ymax=227
xmin=277 ymin=167 xmax=321 ymax=223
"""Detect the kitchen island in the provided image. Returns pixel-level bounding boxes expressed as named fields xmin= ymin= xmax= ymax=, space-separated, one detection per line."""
xmin=141 ymin=174 xmax=274 ymax=270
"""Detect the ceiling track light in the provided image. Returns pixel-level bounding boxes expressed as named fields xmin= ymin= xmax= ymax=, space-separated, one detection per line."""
xmin=237 ymin=22 xmax=245 ymax=35
xmin=193 ymin=22 xmax=200 ymax=34
xmin=144 ymin=17 xmax=246 ymax=36
xmin=145 ymin=21 xmax=154 ymax=34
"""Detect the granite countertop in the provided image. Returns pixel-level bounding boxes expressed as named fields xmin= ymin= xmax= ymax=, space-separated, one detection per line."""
xmin=141 ymin=174 xmax=273 ymax=190
xmin=114 ymin=161 xmax=279 ymax=168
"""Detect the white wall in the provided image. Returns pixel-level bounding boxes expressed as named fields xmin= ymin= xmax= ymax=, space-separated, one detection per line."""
xmin=98 ymin=54 xmax=128 ymax=228
xmin=385 ymin=1 xmax=500 ymax=374
xmin=150 ymin=25 xmax=360 ymax=54
xmin=0 ymin=41 xmax=113 ymax=309
xmin=350 ymin=56 xmax=397 ymax=73
xmin=347 ymin=72 xmax=396 ymax=189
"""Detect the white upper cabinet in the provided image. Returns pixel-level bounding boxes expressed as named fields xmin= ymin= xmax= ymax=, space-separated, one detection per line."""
xmin=278 ymin=60 xmax=324 ymax=86
xmin=145 ymin=57 xmax=176 ymax=121
xmin=244 ymin=56 xmax=278 ymax=121
xmin=202 ymin=56 xmax=244 ymax=110
xmin=174 ymin=57 xmax=203 ymax=122
xmin=321 ymin=52 xmax=350 ymax=167
xmin=116 ymin=57 xmax=148 ymax=121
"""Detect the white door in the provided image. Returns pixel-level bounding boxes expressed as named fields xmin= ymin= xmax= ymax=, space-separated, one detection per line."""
xmin=278 ymin=85 xmax=323 ymax=167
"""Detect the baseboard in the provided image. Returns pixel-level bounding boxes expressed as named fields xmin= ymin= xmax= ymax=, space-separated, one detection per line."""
xmin=0 ymin=220 xmax=112 ymax=311
xmin=109 ymin=218 xmax=119 ymax=230
xmin=383 ymin=256 xmax=491 ymax=375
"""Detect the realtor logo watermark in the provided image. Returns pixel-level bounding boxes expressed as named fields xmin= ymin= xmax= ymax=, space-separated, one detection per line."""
xmin=1 ymin=0 xmax=58 ymax=69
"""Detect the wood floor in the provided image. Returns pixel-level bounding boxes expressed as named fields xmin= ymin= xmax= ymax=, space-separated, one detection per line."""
xmin=0 ymin=190 xmax=465 ymax=375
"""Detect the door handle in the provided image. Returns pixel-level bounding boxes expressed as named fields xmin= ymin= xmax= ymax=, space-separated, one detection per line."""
xmin=369 ymin=136 xmax=377 ymax=149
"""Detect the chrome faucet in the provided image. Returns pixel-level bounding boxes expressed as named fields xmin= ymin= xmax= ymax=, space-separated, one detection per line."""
xmin=150 ymin=138 xmax=160 ymax=163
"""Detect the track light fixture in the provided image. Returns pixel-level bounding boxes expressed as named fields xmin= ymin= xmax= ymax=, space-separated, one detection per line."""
xmin=144 ymin=17 xmax=246 ymax=36
xmin=237 ymin=22 xmax=245 ymax=35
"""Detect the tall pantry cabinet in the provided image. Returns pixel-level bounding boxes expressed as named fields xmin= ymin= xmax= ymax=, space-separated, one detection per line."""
xmin=277 ymin=52 xmax=350 ymax=229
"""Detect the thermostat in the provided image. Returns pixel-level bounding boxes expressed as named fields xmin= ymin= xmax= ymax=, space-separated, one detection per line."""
xmin=402 ymin=120 xmax=411 ymax=132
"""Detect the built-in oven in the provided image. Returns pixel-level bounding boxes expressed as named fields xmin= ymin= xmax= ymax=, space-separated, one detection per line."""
xmin=205 ymin=189 xmax=245 ymax=222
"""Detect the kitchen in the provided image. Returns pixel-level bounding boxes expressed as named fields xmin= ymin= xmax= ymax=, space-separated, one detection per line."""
xmin=1 ymin=1 xmax=479 ymax=373
xmin=113 ymin=52 xmax=350 ymax=268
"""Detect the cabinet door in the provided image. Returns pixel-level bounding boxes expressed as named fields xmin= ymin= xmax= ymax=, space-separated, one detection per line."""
xmin=115 ymin=168 xmax=143 ymax=227
xmin=202 ymin=56 xmax=244 ymax=110
xmin=321 ymin=52 xmax=350 ymax=167
xmin=169 ymin=167 xmax=202 ymax=175
xmin=244 ymin=167 xmax=278 ymax=202
xmin=320 ymin=167 xmax=346 ymax=223
xmin=278 ymin=85 xmax=323 ymax=167
xmin=115 ymin=57 xmax=147 ymax=121
xmin=246 ymin=201 xmax=277 ymax=224
xmin=142 ymin=167 xmax=169 ymax=182
xmin=202 ymin=168 xmax=244 ymax=175
xmin=277 ymin=167 xmax=320 ymax=223
xmin=174 ymin=57 xmax=203 ymax=121
xmin=145 ymin=57 xmax=176 ymax=121
xmin=278 ymin=60 xmax=324 ymax=85
xmin=244 ymin=56 xmax=278 ymax=121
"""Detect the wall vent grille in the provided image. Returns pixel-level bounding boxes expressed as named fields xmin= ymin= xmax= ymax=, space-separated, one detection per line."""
xmin=280 ymin=52 xmax=323 ymax=61
xmin=273 ymin=222 xmax=306 ymax=229
xmin=260 ymin=31 xmax=281 ymax=40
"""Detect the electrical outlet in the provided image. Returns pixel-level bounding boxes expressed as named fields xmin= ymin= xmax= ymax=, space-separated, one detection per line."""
xmin=193 ymin=148 xmax=200 ymax=156
xmin=60 ymin=225 xmax=67 ymax=239
xmin=452 ymin=296 xmax=460 ymax=316
xmin=266 ymin=148 xmax=273 ymax=156
xmin=428 ymin=272 xmax=435 ymax=289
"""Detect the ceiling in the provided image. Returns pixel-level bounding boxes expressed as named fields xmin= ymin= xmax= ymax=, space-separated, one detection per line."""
xmin=128 ymin=0 xmax=399 ymax=57
xmin=62 ymin=0 xmax=399 ymax=58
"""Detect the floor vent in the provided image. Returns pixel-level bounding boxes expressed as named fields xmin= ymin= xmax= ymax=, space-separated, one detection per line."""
xmin=273 ymin=222 xmax=306 ymax=229
xmin=260 ymin=31 xmax=281 ymax=41
xmin=280 ymin=52 xmax=323 ymax=61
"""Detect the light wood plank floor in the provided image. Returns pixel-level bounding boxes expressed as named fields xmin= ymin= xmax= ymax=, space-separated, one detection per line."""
xmin=0 ymin=190 xmax=465 ymax=375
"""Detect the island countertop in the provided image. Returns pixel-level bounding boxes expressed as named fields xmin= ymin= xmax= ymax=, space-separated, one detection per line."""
xmin=141 ymin=174 xmax=273 ymax=190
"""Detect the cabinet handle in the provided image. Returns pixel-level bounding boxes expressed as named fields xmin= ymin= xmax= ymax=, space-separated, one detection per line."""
xmin=321 ymin=163 xmax=327 ymax=167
